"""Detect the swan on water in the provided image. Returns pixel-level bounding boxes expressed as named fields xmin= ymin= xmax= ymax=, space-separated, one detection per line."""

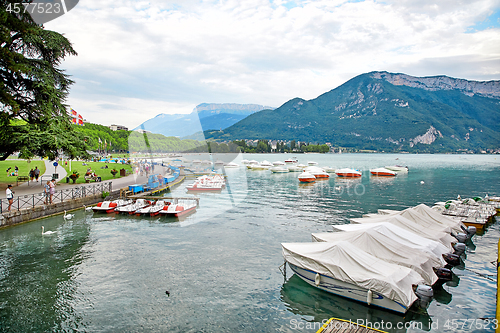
xmin=41 ymin=226 xmax=57 ymax=235
xmin=83 ymin=204 xmax=93 ymax=212
xmin=63 ymin=210 xmax=74 ymax=219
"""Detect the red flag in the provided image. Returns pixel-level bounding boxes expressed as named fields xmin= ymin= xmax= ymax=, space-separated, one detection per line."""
xmin=71 ymin=109 xmax=77 ymax=117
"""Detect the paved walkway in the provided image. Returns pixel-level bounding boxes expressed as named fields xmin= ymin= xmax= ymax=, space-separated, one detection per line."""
xmin=1 ymin=162 xmax=169 ymax=199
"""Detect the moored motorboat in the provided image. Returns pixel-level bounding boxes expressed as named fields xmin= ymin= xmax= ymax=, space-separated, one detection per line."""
xmin=298 ymin=171 xmax=316 ymax=183
xmin=115 ymin=199 xmax=151 ymax=214
xmin=288 ymin=165 xmax=304 ymax=172
xmin=304 ymin=166 xmax=329 ymax=178
xmin=385 ymin=165 xmax=409 ymax=173
xmin=92 ymin=199 xmax=133 ymax=213
xmin=323 ymin=167 xmax=336 ymax=173
xmin=335 ymin=168 xmax=362 ymax=177
xmin=270 ymin=166 xmax=289 ymax=173
xmin=307 ymin=161 xmax=318 ymax=166
xmin=251 ymin=160 xmax=273 ymax=170
xmin=312 ymin=228 xmax=451 ymax=285
xmin=272 ymin=161 xmax=286 ymax=166
xmin=282 ymin=241 xmax=431 ymax=314
xmin=224 ymin=162 xmax=240 ymax=168
xmin=284 ymin=158 xmax=298 ymax=164
xmin=370 ymin=167 xmax=397 ymax=177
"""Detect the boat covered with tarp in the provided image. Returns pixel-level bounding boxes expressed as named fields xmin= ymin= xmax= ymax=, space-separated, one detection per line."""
xmin=281 ymin=241 xmax=429 ymax=314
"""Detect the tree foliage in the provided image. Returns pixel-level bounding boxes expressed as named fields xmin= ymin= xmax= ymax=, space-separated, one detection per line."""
xmin=0 ymin=0 xmax=87 ymax=160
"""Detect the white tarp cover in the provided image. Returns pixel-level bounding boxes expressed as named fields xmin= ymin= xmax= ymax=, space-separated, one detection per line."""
xmin=282 ymin=241 xmax=424 ymax=308
xmin=332 ymin=222 xmax=452 ymax=256
xmin=350 ymin=214 xmax=456 ymax=246
xmin=311 ymin=229 xmax=441 ymax=285
xmin=376 ymin=204 xmax=464 ymax=234
xmin=410 ymin=204 xmax=465 ymax=233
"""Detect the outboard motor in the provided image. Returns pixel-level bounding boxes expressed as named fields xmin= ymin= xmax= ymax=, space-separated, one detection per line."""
xmin=443 ymin=253 xmax=461 ymax=266
xmin=434 ymin=267 xmax=453 ymax=281
xmin=414 ymin=285 xmax=433 ymax=308
xmin=466 ymin=226 xmax=477 ymax=238
xmin=454 ymin=232 xmax=468 ymax=243
xmin=453 ymin=243 xmax=466 ymax=256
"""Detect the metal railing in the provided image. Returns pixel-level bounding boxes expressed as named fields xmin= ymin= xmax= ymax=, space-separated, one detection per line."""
xmin=1 ymin=181 xmax=112 ymax=214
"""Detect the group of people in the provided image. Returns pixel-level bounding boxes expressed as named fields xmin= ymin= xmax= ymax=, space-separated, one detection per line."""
xmin=5 ymin=166 xmax=18 ymax=177
xmin=43 ymin=179 xmax=56 ymax=204
xmin=29 ymin=167 xmax=41 ymax=182
xmin=5 ymin=178 xmax=56 ymax=211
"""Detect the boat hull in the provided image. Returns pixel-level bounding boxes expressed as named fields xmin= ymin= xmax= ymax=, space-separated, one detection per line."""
xmin=161 ymin=206 xmax=197 ymax=217
xmin=288 ymin=263 xmax=408 ymax=314
xmin=336 ymin=173 xmax=362 ymax=177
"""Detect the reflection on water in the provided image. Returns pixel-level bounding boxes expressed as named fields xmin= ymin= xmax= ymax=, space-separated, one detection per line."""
xmin=0 ymin=217 xmax=92 ymax=332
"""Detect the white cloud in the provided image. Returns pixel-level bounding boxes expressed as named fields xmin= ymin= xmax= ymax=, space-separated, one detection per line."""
xmin=45 ymin=0 xmax=500 ymax=128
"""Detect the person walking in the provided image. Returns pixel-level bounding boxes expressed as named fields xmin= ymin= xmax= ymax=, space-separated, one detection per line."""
xmin=49 ymin=179 xmax=56 ymax=204
xmin=34 ymin=167 xmax=40 ymax=182
xmin=6 ymin=185 xmax=14 ymax=211
xmin=44 ymin=181 xmax=50 ymax=204
xmin=14 ymin=165 xmax=18 ymax=176
xmin=29 ymin=168 xmax=35 ymax=182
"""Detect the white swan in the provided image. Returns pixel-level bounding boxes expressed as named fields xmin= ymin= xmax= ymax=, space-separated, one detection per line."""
xmin=83 ymin=204 xmax=93 ymax=212
xmin=63 ymin=210 xmax=74 ymax=220
xmin=41 ymin=226 xmax=57 ymax=235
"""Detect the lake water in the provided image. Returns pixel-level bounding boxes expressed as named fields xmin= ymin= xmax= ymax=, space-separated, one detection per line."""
xmin=0 ymin=154 xmax=499 ymax=332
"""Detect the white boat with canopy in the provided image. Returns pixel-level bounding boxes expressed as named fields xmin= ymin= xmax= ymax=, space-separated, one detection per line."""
xmin=282 ymin=241 xmax=430 ymax=314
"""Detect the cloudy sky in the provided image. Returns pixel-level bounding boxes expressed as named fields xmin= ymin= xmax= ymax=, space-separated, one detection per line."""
xmin=45 ymin=0 xmax=500 ymax=129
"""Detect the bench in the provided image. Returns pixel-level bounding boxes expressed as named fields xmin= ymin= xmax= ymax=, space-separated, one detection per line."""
xmin=16 ymin=176 xmax=29 ymax=186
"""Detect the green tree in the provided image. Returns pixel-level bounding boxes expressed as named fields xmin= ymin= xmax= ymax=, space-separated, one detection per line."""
xmin=0 ymin=1 xmax=87 ymax=160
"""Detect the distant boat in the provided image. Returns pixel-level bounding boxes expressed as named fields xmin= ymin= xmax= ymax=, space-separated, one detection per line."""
xmin=335 ymin=168 xmax=362 ymax=177
xmin=288 ymin=165 xmax=304 ymax=172
xmin=304 ymin=166 xmax=329 ymax=178
xmin=385 ymin=165 xmax=408 ymax=173
xmin=370 ymin=167 xmax=397 ymax=177
xmin=224 ymin=162 xmax=240 ymax=168
xmin=270 ymin=166 xmax=289 ymax=173
xmin=298 ymin=171 xmax=316 ymax=183
xmin=307 ymin=161 xmax=318 ymax=166
xmin=250 ymin=160 xmax=273 ymax=170
xmin=284 ymin=158 xmax=298 ymax=164
xmin=272 ymin=161 xmax=286 ymax=166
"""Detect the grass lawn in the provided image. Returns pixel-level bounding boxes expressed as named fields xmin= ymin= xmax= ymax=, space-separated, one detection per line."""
xmin=0 ymin=160 xmax=46 ymax=184
xmin=61 ymin=161 xmax=133 ymax=184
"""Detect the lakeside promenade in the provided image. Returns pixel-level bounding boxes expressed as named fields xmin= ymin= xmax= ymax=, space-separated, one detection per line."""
xmin=0 ymin=160 xmax=170 ymax=223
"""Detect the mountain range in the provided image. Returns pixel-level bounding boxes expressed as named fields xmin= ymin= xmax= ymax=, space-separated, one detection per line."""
xmin=205 ymin=71 xmax=500 ymax=152
xmin=133 ymin=103 xmax=274 ymax=138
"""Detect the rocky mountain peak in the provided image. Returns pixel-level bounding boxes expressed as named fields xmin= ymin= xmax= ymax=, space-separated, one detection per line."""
xmin=371 ymin=71 xmax=500 ymax=99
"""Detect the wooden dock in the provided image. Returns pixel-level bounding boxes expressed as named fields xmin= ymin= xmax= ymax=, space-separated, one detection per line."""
xmin=126 ymin=176 xmax=186 ymax=199
xmin=317 ymin=318 xmax=388 ymax=333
